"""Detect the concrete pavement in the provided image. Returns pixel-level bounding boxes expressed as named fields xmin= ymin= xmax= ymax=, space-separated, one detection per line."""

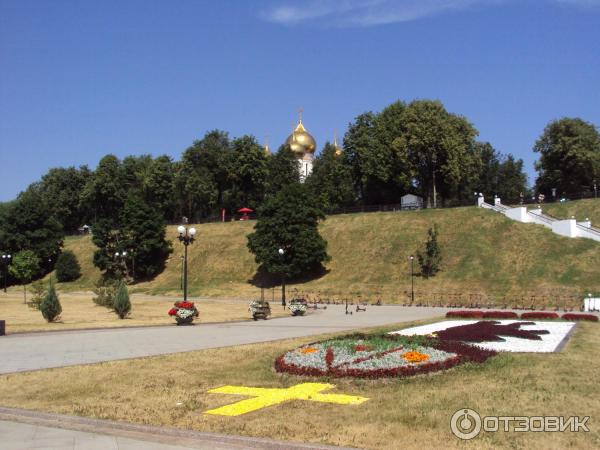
xmin=0 ymin=305 xmax=446 ymax=374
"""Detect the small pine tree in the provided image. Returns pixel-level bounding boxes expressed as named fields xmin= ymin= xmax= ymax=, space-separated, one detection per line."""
xmin=113 ymin=280 xmax=131 ymax=319
xmin=417 ymin=225 xmax=442 ymax=278
xmin=55 ymin=250 xmax=81 ymax=282
xmin=40 ymin=282 xmax=62 ymax=322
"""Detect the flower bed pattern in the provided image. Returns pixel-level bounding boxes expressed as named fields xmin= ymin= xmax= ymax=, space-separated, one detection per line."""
xmin=168 ymin=300 xmax=199 ymax=325
xmin=446 ymin=310 xmax=484 ymax=318
xmin=275 ymin=334 xmax=496 ymax=379
xmin=562 ymin=313 xmax=599 ymax=322
xmin=481 ymin=311 xmax=519 ymax=319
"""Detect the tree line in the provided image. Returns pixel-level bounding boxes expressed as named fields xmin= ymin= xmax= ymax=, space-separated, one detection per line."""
xmin=0 ymin=98 xmax=598 ymax=286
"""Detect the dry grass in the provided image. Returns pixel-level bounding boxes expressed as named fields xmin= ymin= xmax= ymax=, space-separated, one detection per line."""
xmin=0 ymin=291 xmax=287 ymax=334
xmin=55 ymin=201 xmax=600 ymax=307
xmin=0 ymin=321 xmax=598 ymax=449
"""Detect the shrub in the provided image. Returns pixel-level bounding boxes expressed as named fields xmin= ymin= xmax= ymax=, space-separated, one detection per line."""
xmin=92 ymin=278 xmax=118 ymax=308
xmin=446 ymin=310 xmax=484 ymax=318
xmin=562 ymin=313 xmax=598 ymax=322
xmin=113 ymin=280 xmax=131 ymax=319
xmin=28 ymin=280 xmax=46 ymax=310
xmin=482 ymin=311 xmax=518 ymax=319
xmin=521 ymin=312 xmax=559 ymax=320
xmin=40 ymin=283 xmax=62 ymax=322
xmin=55 ymin=250 xmax=81 ymax=282
xmin=417 ymin=225 xmax=442 ymax=278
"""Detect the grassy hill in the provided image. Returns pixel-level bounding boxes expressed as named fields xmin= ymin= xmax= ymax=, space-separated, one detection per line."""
xmin=56 ymin=200 xmax=600 ymax=307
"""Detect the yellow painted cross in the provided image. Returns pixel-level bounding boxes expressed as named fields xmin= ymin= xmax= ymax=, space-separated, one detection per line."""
xmin=204 ymin=383 xmax=369 ymax=416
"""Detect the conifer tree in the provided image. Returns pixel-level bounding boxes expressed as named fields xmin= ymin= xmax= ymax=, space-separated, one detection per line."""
xmin=40 ymin=281 xmax=62 ymax=322
xmin=417 ymin=225 xmax=442 ymax=278
xmin=113 ymin=280 xmax=131 ymax=319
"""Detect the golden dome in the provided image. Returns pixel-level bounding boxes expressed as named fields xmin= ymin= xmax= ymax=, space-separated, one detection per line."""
xmin=333 ymin=133 xmax=342 ymax=156
xmin=285 ymin=121 xmax=316 ymax=156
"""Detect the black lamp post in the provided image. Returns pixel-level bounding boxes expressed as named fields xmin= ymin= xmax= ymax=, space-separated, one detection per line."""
xmin=2 ymin=254 xmax=11 ymax=293
xmin=128 ymin=248 xmax=136 ymax=280
xmin=409 ymin=255 xmax=415 ymax=304
xmin=114 ymin=251 xmax=128 ymax=278
xmin=177 ymin=225 xmax=196 ymax=301
xmin=278 ymin=248 xmax=286 ymax=308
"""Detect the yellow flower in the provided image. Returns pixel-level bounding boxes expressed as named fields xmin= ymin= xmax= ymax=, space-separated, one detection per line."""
xmin=299 ymin=347 xmax=318 ymax=354
xmin=402 ymin=351 xmax=429 ymax=363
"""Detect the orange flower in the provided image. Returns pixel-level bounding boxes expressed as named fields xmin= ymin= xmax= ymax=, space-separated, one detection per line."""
xmin=299 ymin=347 xmax=318 ymax=354
xmin=402 ymin=351 xmax=429 ymax=363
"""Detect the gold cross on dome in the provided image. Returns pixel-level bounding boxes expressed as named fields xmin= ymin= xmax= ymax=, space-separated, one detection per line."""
xmin=298 ymin=106 xmax=304 ymax=123
xmin=204 ymin=383 xmax=368 ymax=416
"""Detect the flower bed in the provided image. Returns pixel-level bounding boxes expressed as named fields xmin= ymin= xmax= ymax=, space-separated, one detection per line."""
xmin=562 ymin=313 xmax=598 ymax=322
xmin=446 ymin=310 xmax=484 ymax=319
xmin=275 ymin=333 xmax=496 ymax=379
xmin=481 ymin=311 xmax=519 ymax=319
xmin=434 ymin=320 xmax=549 ymax=342
xmin=521 ymin=312 xmax=560 ymax=320
xmin=168 ymin=300 xmax=199 ymax=325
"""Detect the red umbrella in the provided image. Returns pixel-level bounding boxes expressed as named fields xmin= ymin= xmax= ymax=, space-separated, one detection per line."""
xmin=237 ymin=207 xmax=253 ymax=213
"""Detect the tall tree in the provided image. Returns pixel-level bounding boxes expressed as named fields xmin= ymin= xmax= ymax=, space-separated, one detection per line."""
xmin=306 ymin=142 xmax=355 ymax=211
xmin=144 ymin=155 xmax=177 ymax=220
xmin=534 ymin=118 xmax=600 ymax=196
xmin=227 ymin=135 xmax=269 ymax=210
xmin=9 ymin=250 xmax=40 ymax=303
xmin=394 ymin=100 xmax=478 ymax=208
xmin=80 ymin=155 xmax=127 ymax=223
xmin=247 ymin=183 xmax=330 ymax=284
xmin=265 ymin=145 xmax=300 ymax=196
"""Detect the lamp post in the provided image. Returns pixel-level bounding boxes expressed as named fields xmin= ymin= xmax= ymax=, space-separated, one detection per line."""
xmin=278 ymin=248 xmax=286 ymax=308
xmin=177 ymin=225 xmax=196 ymax=301
xmin=114 ymin=251 xmax=128 ymax=278
xmin=1 ymin=254 xmax=11 ymax=293
xmin=409 ymin=255 xmax=415 ymax=304
xmin=128 ymin=248 xmax=136 ymax=280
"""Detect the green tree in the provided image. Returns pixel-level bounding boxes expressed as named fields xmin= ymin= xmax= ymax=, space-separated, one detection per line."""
xmin=28 ymin=280 xmax=46 ymax=310
xmin=265 ymin=145 xmax=300 ymax=196
xmin=119 ymin=193 xmax=172 ymax=280
xmin=227 ymin=135 xmax=269 ymax=210
xmin=40 ymin=281 xmax=62 ymax=322
xmin=144 ymin=155 xmax=177 ymax=220
xmin=417 ymin=225 xmax=442 ymax=278
xmin=306 ymin=142 xmax=355 ymax=211
xmin=247 ymin=184 xmax=330 ymax=291
xmin=55 ymin=250 xmax=81 ymax=282
xmin=496 ymin=154 xmax=527 ymax=203
xmin=394 ymin=100 xmax=478 ymax=208
xmin=80 ymin=155 xmax=127 ymax=223
xmin=534 ymin=118 xmax=600 ymax=196
xmin=91 ymin=218 xmax=126 ymax=280
xmin=9 ymin=250 xmax=40 ymax=303
xmin=92 ymin=277 xmax=119 ymax=308
xmin=113 ymin=280 xmax=131 ymax=319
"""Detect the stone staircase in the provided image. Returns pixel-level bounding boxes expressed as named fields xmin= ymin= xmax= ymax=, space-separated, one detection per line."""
xmin=477 ymin=194 xmax=600 ymax=242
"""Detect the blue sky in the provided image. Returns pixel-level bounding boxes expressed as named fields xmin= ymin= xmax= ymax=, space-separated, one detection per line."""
xmin=1 ymin=0 xmax=599 ymax=201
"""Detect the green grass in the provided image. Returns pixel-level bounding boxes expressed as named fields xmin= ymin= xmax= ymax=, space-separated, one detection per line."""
xmin=54 ymin=199 xmax=600 ymax=306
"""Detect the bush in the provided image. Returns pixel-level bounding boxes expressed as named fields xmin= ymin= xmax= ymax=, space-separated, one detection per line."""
xmin=446 ymin=311 xmax=484 ymax=318
xmin=562 ymin=313 xmax=598 ymax=322
xmin=40 ymin=283 xmax=62 ymax=322
xmin=521 ymin=312 xmax=559 ymax=320
xmin=92 ymin=278 xmax=118 ymax=308
xmin=417 ymin=225 xmax=442 ymax=278
xmin=55 ymin=250 xmax=81 ymax=282
xmin=113 ymin=280 xmax=131 ymax=319
xmin=481 ymin=311 xmax=518 ymax=319
xmin=28 ymin=280 xmax=47 ymax=310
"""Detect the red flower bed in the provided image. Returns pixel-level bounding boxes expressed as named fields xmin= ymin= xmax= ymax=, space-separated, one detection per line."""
xmin=562 ymin=313 xmax=599 ymax=322
xmin=481 ymin=311 xmax=518 ymax=319
xmin=174 ymin=301 xmax=195 ymax=309
xmin=435 ymin=320 xmax=549 ymax=343
xmin=446 ymin=310 xmax=484 ymax=318
xmin=520 ymin=312 xmax=559 ymax=320
xmin=168 ymin=308 xmax=178 ymax=316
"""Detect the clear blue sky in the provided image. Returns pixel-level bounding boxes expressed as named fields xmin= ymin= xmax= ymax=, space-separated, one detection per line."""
xmin=1 ymin=0 xmax=599 ymax=201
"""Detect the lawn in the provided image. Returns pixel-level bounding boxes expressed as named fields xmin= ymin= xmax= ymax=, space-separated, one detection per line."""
xmin=0 ymin=291 xmax=287 ymax=334
xmin=0 ymin=319 xmax=597 ymax=449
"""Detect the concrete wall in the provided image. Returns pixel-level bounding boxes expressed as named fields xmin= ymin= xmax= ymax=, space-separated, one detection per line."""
xmin=551 ymin=219 xmax=578 ymax=238
xmin=505 ymin=207 xmax=529 ymax=223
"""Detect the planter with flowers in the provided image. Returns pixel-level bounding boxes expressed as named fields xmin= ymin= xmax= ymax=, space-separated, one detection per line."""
xmin=168 ymin=300 xmax=199 ymax=325
xmin=288 ymin=298 xmax=308 ymax=316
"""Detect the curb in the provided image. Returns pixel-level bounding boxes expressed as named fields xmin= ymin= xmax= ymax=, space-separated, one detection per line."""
xmin=0 ymin=406 xmax=359 ymax=450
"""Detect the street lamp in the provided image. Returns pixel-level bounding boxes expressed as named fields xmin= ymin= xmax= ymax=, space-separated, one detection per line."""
xmin=1 ymin=254 xmax=11 ymax=293
xmin=409 ymin=255 xmax=415 ymax=304
xmin=278 ymin=248 xmax=286 ymax=307
xmin=178 ymin=225 xmax=196 ymax=302
xmin=114 ymin=251 xmax=128 ymax=278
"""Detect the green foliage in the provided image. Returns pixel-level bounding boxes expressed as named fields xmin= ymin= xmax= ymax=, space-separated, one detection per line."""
xmin=40 ymin=282 xmax=62 ymax=322
xmin=534 ymin=118 xmax=600 ymax=196
xmin=9 ymin=250 xmax=40 ymax=302
xmin=55 ymin=250 xmax=81 ymax=282
xmin=92 ymin=277 xmax=119 ymax=308
xmin=306 ymin=142 xmax=355 ymax=211
xmin=80 ymin=154 xmax=127 ymax=223
xmin=417 ymin=225 xmax=442 ymax=278
xmin=247 ymin=183 xmax=330 ymax=280
xmin=227 ymin=135 xmax=269 ymax=210
xmin=28 ymin=280 xmax=47 ymax=310
xmin=265 ymin=145 xmax=300 ymax=196
xmin=113 ymin=280 xmax=131 ymax=319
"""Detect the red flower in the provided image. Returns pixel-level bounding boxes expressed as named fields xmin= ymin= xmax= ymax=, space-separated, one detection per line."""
xmin=446 ymin=310 xmax=484 ymax=318
xmin=168 ymin=308 xmax=178 ymax=316
xmin=174 ymin=301 xmax=195 ymax=309
xmin=562 ymin=313 xmax=598 ymax=322
xmin=521 ymin=312 xmax=559 ymax=320
xmin=354 ymin=344 xmax=371 ymax=352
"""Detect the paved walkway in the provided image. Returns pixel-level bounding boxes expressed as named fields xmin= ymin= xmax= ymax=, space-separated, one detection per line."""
xmin=0 ymin=305 xmax=446 ymax=374
xmin=0 ymin=407 xmax=355 ymax=450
